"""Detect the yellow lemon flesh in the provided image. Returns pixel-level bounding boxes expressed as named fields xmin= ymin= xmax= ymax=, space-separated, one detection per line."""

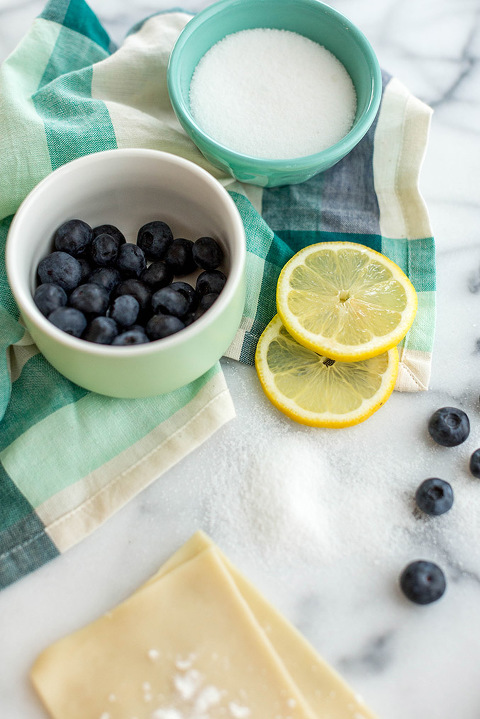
xmin=255 ymin=315 xmax=399 ymax=428
xmin=276 ymin=242 xmax=418 ymax=361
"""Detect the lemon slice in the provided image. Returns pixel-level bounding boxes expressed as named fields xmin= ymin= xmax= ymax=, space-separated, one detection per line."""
xmin=255 ymin=315 xmax=399 ymax=428
xmin=276 ymin=242 xmax=417 ymax=361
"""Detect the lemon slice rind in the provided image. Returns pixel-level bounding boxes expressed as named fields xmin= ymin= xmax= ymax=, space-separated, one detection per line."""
xmin=255 ymin=315 xmax=399 ymax=428
xmin=276 ymin=242 xmax=418 ymax=362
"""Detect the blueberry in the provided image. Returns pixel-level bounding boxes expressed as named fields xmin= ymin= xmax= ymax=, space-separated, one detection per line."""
xmin=399 ymin=560 xmax=446 ymax=605
xmin=37 ymin=251 xmax=82 ymax=292
xmin=92 ymin=224 xmax=126 ymax=249
xmin=164 ymin=238 xmax=196 ymax=276
xmin=82 ymin=316 xmax=118 ymax=344
xmin=107 ymin=294 xmax=140 ymax=327
xmin=169 ymin=281 xmax=198 ymax=312
xmin=140 ymin=261 xmax=174 ymax=291
xmin=183 ymin=311 xmax=197 ymax=327
xmin=116 ymin=243 xmax=146 ymax=278
xmin=415 ymin=478 xmax=454 ymax=516
xmin=428 ymin=406 xmax=470 ymax=447
xmin=114 ymin=279 xmax=151 ymax=315
xmin=192 ymin=236 xmax=224 ymax=270
xmin=53 ymin=219 xmax=92 ymax=257
xmin=89 ymin=267 xmax=123 ymax=295
xmin=470 ymin=449 xmax=480 ymax=478
xmin=112 ymin=328 xmax=149 ymax=345
xmin=137 ymin=220 xmax=173 ymax=260
xmin=146 ymin=314 xmax=185 ymax=340
xmin=33 ymin=283 xmax=67 ymax=317
xmin=197 ymin=292 xmax=219 ymax=314
xmin=151 ymin=286 xmax=189 ymax=319
xmin=196 ymin=269 xmax=227 ymax=296
xmin=77 ymin=257 xmax=93 ymax=283
xmin=91 ymin=233 xmax=119 ymax=267
xmin=69 ymin=283 xmax=109 ymax=316
xmin=48 ymin=306 xmax=87 ymax=337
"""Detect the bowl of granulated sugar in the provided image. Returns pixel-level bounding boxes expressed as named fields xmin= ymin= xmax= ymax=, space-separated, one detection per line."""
xmin=168 ymin=0 xmax=382 ymax=187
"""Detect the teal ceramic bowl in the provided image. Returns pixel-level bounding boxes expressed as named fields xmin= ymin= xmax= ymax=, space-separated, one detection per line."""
xmin=6 ymin=149 xmax=246 ymax=398
xmin=168 ymin=0 xmax=382 ymax=188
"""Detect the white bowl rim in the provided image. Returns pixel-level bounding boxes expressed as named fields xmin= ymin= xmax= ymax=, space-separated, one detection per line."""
xmin=6 ymin=148 xmax=246 ymax=357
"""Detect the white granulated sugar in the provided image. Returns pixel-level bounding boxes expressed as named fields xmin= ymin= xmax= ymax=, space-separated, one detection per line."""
xmin=189 ymin=28 xmax=357 ymax=159
xmin=148 ymin=648 xmax=160 ymax=661
xmin=194 ymin=685 xmax=223 ymax=713
xmin=175 ymin=653 xmax=196 ymax=671
xmin=151 ymin=710 xmax=183 ymax=719
xmin=174 ymin=669 xmax=202 ymax=701
xmin=228 ymin=701 xmax=251 ymax=718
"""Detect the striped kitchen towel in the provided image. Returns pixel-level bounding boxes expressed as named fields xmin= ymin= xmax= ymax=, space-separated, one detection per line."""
xmin=0 ymin=0 xmax=435 ymax=589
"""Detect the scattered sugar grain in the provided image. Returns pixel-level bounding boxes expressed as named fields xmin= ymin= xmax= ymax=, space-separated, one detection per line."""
xmin=151 ymin=710 xmax=182 ymax=719
xmin=228 ymin=701 xmax=251 ymax=718
xmin=148 ymin=648 xmax=160 ymax=661
xmin=195 ymin=685 xmax=223 ymax=713
xmin=190 ymin=28 xmax=356 ymax=159
xmin=173 ymin=668 xmax=202 ymax=701
xmin=175 ymin=653 xmax=196 ymax=670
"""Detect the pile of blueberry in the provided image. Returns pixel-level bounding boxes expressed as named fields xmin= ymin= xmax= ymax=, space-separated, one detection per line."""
xmin=400 ymin=406 xmax=478 ymax=605
xmin=34 ymin=219 xmax=227 ymax=345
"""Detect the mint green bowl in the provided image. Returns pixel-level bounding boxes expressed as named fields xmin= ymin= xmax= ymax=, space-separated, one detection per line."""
xmin=6 ymin=149 xmax=246 ymax=398
xmin=168 ymin=0 xmax=382 ymax=188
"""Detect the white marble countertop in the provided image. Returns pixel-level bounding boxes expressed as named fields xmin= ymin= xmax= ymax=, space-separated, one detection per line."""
xmin=1 ymin=1 xmax=480 ymax=718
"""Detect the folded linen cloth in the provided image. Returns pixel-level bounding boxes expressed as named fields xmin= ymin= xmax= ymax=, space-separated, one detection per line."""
xmin=0 ymin=0 xmax=435 ymax=590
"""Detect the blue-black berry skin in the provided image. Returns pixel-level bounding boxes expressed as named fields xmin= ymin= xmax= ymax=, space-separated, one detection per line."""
xmin=196 ymin=269 xmax=227 ymax=296
xmin=77 ymin=257 xmax=93 ymax=283
xmin=91 ymin=233 xmax=119 ymax=267
xmin=83 ymin=316 xmax=118 ymax=344
xmin=53 ymin=219 xmax=92 ymax=257
xmin=428 ymin=406 xmax=470 ymax=447
xmin=151 ymin=286 xmax=189 ymax=319
xmin=34 ymin=283 xmax=67 ymax=317
xmin=183 ymin=311 xmax=197 ymax=326
xmin=415 ymin=478 xmax=454 ymax=516
xmin=146 ymin=314 xmax=185 ymax=340
xmin=164 ymin=238 xmax=196 ymax=276
xmin=192 ymin=236 xmax=224 ymax=270
xmin=169 ymin=281 xmax=198 ymax=312
xmin=140 ymin=261 xmax=173 ymax=291
xmin=470 ymin=449 xmax=480 ymax=478
xmin=92 ymin=224 xmax=126 ymax=249
xmin=116 ymin=243 xmax=146 ymax=278
xmin=48 ymin=307 xmax=87 ymax=337
xmin=107 ymin=294 xmax=140 ymax=327
xmin=89 ymin=267 xmax=123 ymax=295
xmin=137 ymin=221 xmax=173 ymax=260
xmin=197 ymin=292 xmax=219 ymax=314
xmin=400 ymin=560 xmax=446 ymax=605
xmin=69 ymin=283 xmax=109 ymax=317
xmin=112 ymin=328 xmax=149 ymax=345
xmin=114 ymin=279 xmax=151 ymax=314
xmin=37 ymin=251 xmax=82 ymax=291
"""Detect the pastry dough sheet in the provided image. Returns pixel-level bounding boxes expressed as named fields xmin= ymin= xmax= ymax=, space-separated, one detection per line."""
xmin=31 ymin=532 xmax=377 ymax=719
